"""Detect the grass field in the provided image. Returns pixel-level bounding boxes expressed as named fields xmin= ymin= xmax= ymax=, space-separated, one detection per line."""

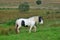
xmin=0 ymin=19 xmax=60 ymax=40
xmin=0 ymin=9 xmax=60 ymax=40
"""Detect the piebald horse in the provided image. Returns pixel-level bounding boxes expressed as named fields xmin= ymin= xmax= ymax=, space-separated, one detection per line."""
xmin=15 ymin=16 xmax=43 ymax=33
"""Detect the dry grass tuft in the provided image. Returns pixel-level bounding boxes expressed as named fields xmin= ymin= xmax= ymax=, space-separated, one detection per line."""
xmin=0 ymin=26 xmax=16 ymax=35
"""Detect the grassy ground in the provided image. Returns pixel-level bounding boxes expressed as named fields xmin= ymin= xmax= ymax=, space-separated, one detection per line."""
xmin=0 ymin=19 xmax=60 ymax=40
xmin=0 ymin=9 xmax=60 ymax=40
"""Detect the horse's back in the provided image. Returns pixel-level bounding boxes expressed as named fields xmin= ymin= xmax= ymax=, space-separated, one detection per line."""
xmin=16 ymin=18 xmax=25 ymax=25
xmin=16 ymin=17 xmax=36 ymax=27
xmin=16 ymin=18 xmax=29 ymax=26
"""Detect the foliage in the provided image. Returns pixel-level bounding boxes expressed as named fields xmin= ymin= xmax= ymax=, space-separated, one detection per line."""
xmin=18 ymin=2 xmax=30 ymax=12
xmin=6 ymin=20 xmax=16 ymax=26
xmin=36 ymin=0 xmax=41 ymax=5
xmin=46 ymin=11 xmax=50 ymax=15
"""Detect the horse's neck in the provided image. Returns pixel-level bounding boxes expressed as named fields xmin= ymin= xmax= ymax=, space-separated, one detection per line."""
xmin=29 ymin=16 xmax=38 ymax=22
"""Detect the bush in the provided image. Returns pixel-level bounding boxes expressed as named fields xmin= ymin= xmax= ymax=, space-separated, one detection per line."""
xmin=6 ymin=20 xmax=15 ymax=26
xmin=18 ymin=2 xmax=30 ymax=12
xmin=55 ymin=11 xmax=60 ymax=13
xmin=36 ymin=0 xmax=41 ymax=5
xmin=46 ymin=11 xmax=50 ymax=15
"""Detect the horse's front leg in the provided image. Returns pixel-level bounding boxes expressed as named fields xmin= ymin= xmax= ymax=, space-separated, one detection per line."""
xmin=29 ymin=26 xmax=33 ymax=33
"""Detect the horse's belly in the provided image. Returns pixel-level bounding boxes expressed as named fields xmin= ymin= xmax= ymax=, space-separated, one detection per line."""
xmin=25 ymin=21 xmax=30 ymax=25
xmin=26 ymin=21 xmax=35 ymax=26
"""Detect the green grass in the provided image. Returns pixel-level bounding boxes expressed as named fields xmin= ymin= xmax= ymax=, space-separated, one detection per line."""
xmin=0 ymin=26 xmax=60 ymax=40
xmin=0 ymin=19 xmax=60 ymax=40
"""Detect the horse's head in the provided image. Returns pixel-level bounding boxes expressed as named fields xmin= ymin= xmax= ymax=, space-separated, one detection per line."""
xmin=38 ymin=16 xmax=43 ymax=24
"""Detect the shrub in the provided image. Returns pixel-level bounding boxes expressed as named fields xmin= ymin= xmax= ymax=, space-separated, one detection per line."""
xmin=46 ymin=11 xmax=50 ymax=15
xmin=6 ymin=20 xmax=15 ymax=26
xmin=36 ymin=0 xmax=41 ymax=5
xmin=56 ymin=11 xmax=60 ymax=13
xmin=18 ymin=2 xmax=30 ymax=12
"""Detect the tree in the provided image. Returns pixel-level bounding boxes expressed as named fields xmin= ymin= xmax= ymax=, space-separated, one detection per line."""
xmin=18 ymin=2 xmax=30 ymax=12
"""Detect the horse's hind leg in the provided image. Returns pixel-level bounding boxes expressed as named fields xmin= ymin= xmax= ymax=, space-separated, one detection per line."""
xmin=16 ymin=25 xmax=21 ymax=34
xmin=15 ymin=24 xmax=18 ymax=34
